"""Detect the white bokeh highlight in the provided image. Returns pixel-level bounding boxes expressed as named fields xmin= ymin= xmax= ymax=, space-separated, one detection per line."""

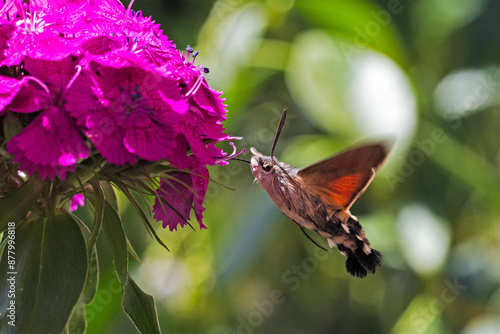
xmin=349 ymin=52 xmax=417 ymax=141
xmin=434 ymin=67 xmax=500 ymax=119
xmin=397 ymin=204 xmax=451 ymax=275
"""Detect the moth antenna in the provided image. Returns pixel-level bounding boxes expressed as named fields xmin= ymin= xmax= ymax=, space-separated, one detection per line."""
xmin=270 ymin=108 xmax=287 ymax=160
xmin=300 ymin=227 xmax=328 ymax=252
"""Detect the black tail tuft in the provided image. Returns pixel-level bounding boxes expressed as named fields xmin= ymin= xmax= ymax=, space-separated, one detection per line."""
xmin=345 ymin=255 xmax=367 ymax=278
xmin=337 ymin=217 xmax=384 ymax=278
xmin=355 ymin=248 xmax=383 ymax=274
xmin=345 ymin=248 xmax=383 ymax=278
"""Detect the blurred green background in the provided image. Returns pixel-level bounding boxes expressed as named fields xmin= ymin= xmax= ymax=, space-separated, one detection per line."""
xmin=80 ymin=0 xmax=500 ymax=333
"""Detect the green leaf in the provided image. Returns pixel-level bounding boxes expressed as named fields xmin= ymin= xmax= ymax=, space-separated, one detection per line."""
xmin=100 ymin=181 xmax=119 ymax=212
xmin=0 ymin=211 xmax=88 ymax=333
xmin=2 ymin=112 xmax=24 ymax=141
xmin=70 ymin=213 xmax=100 ymax=305
xmin=101 ymin=200 xmax=129 ymax=285
xmin=122 ymin=275 xmax=161 ymax=334
xmin=87 ymin=182 xmax=105 ymax=256
xmin=0 ymin=176 xmax=45 ymax=233
xmin=127 ymin=237 xmax=142 ymax=264
xmin=85 ymin=188 xmax=128 ymax=285
xmin=84 ymin=247 xmax=100 ymax=305
xmin=0 ymin=233 xmax=8 ymax=257
xmin=117 ymin=185 xmax=169 ymax=251
xmin=67 ymin=298 xmax=86 ymax=334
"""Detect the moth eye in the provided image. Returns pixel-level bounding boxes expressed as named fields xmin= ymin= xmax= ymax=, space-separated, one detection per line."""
xmin=262 ymin=162 xmax=273 ymax=172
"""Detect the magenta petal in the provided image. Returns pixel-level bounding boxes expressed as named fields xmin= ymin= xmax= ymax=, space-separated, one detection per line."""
xmin=192 ymin=81 xmax=227 ymax=118
xmin=7 ymin=149 xmax=71 ymax=180
xmin=22 ymin=56 xmax=80 ymax=93
xmin=81 ymin=36 xmax=121 ymax=55
xmin=167 ymin=135 xmax=190 ymax=170
xmin=7 ymin=83 xmax=52 ymax=113
xmin=69 ymin=194 xmax=85 ymax=212
xmin=64 ymin=70 xmax=98 ymax=127
xmin=0 ymin=24 xmax=15 ymax=66
xmin=85 ymin=113 xmax=137 ymax=165
xmin=191 ymin=160 xmax=209 ymax=228
xmin=153 ymin=174 xmax=193 ymax=231
xmin=153 ymin=158 xmax=209 ymax=231
xmin=59 ymin=153 xmax=78 ymax=166
xmin=0 ymin=76 xmax=24 ymax=114
xmin=123 ymin=113 xmax=176 ymax=161
xmin=6 ymin=107 xmax=89 ymax=180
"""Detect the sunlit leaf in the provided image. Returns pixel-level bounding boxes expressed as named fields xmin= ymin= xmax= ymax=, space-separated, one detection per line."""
xmin=84 ymin=247 xmax=100 ymax=305
xmin=198 ymin=3 xmax=268 ymax=89
xmin=421 ymin=121 xmax=500 ymax=211
xmin=295 ymin=0 xmax=406 ymax=64
xmin=391 ymin=293 xmax=442 ymax=334
xmin=122 ymin=275 xmax=161 ymax=334
xmin=127 ymin=238 xmax=142 ymax=264
xmin=67 ymin=298 xmax=86 ymax=334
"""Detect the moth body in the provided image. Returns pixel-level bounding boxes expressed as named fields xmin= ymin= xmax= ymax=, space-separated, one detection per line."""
xmin=251 ymin=146 xmax=385 ymax=278
xmin=249 ymin=109 xmax=388 ymax=278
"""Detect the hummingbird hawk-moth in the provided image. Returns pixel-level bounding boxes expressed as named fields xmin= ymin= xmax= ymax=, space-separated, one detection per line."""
xmin=250 ymin=109 xmax=389 ymax=278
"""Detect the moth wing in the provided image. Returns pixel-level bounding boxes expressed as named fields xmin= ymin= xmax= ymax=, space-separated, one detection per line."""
xmin=297 ymin=143 xmax=388 ymax=210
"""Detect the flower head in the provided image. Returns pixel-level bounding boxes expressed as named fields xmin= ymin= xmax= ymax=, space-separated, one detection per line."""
xmin=0 ymin=0 xmax=242 ymax=231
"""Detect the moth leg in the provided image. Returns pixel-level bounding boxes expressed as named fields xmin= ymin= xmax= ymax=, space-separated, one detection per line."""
xmin=299 ymin=227 xmax=328 ymax=252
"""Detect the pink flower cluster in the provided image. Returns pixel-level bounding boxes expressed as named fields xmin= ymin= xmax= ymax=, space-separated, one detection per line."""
xmin=0 ymin=0 xmax=241 ymax=230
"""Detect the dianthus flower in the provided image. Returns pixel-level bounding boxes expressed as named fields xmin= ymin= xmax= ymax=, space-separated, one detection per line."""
xmin=0 ymin=0 xmax=243 ymax=229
